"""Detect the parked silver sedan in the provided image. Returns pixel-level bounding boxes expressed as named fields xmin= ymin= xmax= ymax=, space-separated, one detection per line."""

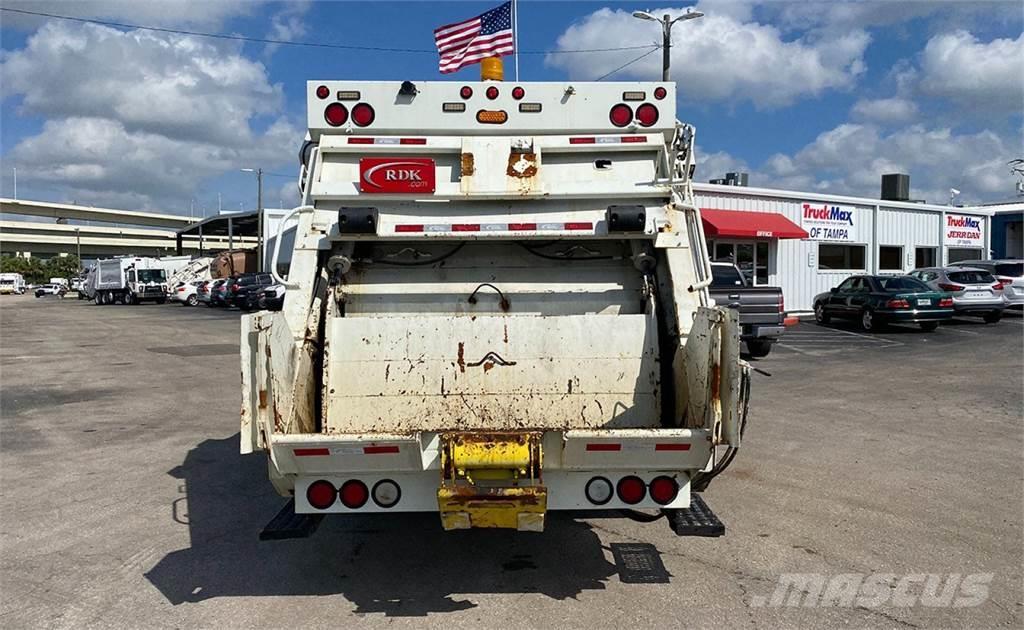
xmin=949 ymin=259 xmax=1024 ymax=309
xmin=910 ymin=266 xmax=1005 ymax=323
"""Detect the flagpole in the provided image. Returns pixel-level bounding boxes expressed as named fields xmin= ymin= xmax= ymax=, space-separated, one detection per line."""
xmin=513 ymin=0 xmax=519 ymax=81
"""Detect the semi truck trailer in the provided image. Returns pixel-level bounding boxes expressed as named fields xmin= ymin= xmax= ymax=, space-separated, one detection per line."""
xmin=242 ymin=77 xmax=750 ymax=538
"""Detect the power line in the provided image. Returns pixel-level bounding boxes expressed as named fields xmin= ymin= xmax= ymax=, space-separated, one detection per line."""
xmin=595 ymin=46 xmax=660 ymax=81
xmin=0 ymin=7 xmax=657 ymax=56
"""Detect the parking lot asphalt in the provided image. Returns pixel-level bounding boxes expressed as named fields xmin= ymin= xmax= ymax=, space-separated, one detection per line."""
xmin=1 ymin=296 xmax=1021 ymax=629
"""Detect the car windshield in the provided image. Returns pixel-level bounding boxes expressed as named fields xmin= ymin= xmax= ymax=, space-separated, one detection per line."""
xmin=948 ymin=270 xmax=994 ymax=284
xmin=995 ymin=263 xmax=1023 ymax=277
xmin=711 ymin=265 xmax=744 ymax=287
xmin=876 ymin=276 xmax=930 ymax=292
xmin=137 ymin=269 xmax=166 ymax=283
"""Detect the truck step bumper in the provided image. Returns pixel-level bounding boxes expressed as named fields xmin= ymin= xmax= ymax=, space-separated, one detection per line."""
xmin=259 ymin=499 xmax=323 ymax=541
xmin=664 ymin=494 xmax=725 ymax=537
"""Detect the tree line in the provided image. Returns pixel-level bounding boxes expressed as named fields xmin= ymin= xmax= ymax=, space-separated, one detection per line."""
xmin=0 ymin=255 xmax=82 ymax=284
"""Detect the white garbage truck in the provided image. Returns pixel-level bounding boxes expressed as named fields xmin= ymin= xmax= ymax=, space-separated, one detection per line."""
xmin=242 ymin=77 xmax=750 ymax=538
xmin=0 ymin=272 xmax=26 ymax=295
xmin=92 ymin=257 xmax=169 ymax=305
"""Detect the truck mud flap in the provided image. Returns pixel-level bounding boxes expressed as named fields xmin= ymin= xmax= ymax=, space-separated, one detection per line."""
xmin=259 ymin=499 xmax=323 ymax=541
xmin=664 ymin=494 xmax=725 ymax=537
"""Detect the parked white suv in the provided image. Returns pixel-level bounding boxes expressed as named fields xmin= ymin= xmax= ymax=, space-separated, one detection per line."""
xmin=949 ymin=259 xmax=1023 ymax=309
xmin=171 ymin=280 xmax=205 ymax=307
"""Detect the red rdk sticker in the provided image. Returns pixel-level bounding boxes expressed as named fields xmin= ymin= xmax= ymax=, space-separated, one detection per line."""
xmin=359 ymin=158 xmax=436 ymax=193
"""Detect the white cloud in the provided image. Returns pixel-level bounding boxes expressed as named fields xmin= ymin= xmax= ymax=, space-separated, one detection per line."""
xmin=1 ymin=21 xmax=300 ymax=210
xmin=1 ymin=0 xmax=260 ymax=29
xmin=851 ymin=97 xmax=919 ymax=124
xmin=918 ymin=30 xmax=1024 ymax=111
xmin=546 ymin=4 xmax=869 ymax=108
xmin=263 ymin=0 xmax=312 ymax=57
xmin=702 ymin=123 xmax=1016 ymax=204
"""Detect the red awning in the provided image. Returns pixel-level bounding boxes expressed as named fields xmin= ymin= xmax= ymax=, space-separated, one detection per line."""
xmin=700 ymin=208 xmax=808 ymax=239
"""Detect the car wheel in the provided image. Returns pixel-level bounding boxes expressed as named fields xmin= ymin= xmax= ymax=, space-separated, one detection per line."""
xmin=746 ymin=339 xmax=773 ymax=358
xmin=814 ymin=302 xmax=831 ymax=324
xmin=123 ymin=291 xmax=135 ymax=305
xmin=186 ymin=294 xmax=198 ymax=306
xmin=919 ymin=321 xmax=939 ymax=332
xmin=860 ymin=308 xmax=877 ymax=332
xmin=983 ymin=311 xmax=1001 ymax=324
xmin=156 ymin=297 xmax=166 ymax=304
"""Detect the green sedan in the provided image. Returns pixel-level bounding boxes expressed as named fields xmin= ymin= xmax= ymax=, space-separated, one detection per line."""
xmin=813 ymin=275 xmax=954 ymax=332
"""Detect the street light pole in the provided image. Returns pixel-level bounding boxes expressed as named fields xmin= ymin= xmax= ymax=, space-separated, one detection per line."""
xmin=632 ymin=8 xmax=704 ymax=81
xmin=75 ymin=228 xmax=81 ymax=269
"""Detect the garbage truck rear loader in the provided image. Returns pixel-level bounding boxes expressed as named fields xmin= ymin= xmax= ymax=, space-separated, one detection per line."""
xmin=242 ymin=79 xmax=750 ymax=538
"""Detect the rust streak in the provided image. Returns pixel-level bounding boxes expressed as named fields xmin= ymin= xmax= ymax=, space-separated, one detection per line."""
xmin=457 ymin=342 xmax=466 ymax=373
xmin=483 ymin=361 xmax=494 ymax=373
xmin=258 ymin=389 xmax=267 ymax=409
xmin=711 ymin=364 xmax=721 ymax=401
xmin=507 ymin=152 xmax=538 ymax=178
xmin=503 ymin=322 xmax=509 ymax=344
xmin=461 ymin=152 xmax=475 ymax=177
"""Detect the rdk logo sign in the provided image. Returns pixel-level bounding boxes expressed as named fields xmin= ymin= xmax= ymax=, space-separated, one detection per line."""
xmin=359 ymin=158 xmax=436 ymax=193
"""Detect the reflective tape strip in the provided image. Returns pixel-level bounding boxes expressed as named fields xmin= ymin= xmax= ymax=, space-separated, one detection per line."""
xmin=293 ymin=448 xmax=330 ymax=457
xmin=586 ymin=443 xmax=621 ymax=452
xmin=654 ymin=443 xmax=691 ymax=451
xmin=393 ymin=221 xmax=594 ymax=234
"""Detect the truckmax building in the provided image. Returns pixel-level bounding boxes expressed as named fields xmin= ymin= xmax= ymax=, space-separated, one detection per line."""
xmin=691 ymin=177 xmax=998 ymax=312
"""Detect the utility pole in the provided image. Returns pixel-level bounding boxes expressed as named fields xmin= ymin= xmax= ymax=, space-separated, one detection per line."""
xmin=241 ymin=168 xmax=264 ymax=272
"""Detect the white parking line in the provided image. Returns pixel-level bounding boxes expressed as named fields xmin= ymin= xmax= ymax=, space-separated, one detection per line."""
xmin=940 ymin=327 xmax=982 ymax=336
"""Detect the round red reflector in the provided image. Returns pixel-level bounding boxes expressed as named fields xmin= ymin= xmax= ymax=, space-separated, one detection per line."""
xmin=585 ymin=476 xmax=614 ymax=505
xmin=654 ymin=86 xmax=667 ymax=100
xmin=511 ymin=86 xmax=525 ymax=100
xmin=609 ymin=103 xmax=633 ymax=127
xmin=340 ymin=479 xmax=369 ymax=509
xmin=649 ymin=476 xmax=679 ymax=505
xmin=371 ymin=479 xmax=401 ymax=508
xmin=351 ymin=103 xmax=375 ymax=127
xmin=486 ymin=86 xmax=499 ymax=100
xmin=460 ymin=86 xmax=473 ymax=99
xmin=306 ymin=480 xmax=336 ymax=510
xmin=316 ymin=85 xmax=330 ymax=100
xmin=616 ymin=475 xmax=646 ymax=505
xmin=636 ymin=103 xmax=659 ymax=127
xmin=324 ymin=103 xmax=348 ymax=127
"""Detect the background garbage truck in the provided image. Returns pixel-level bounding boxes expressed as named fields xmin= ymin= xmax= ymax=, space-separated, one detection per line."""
xmin=242 ymin=76 xmax=750 ymax=538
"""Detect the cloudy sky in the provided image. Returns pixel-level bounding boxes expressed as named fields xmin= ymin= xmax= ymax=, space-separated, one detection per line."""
xmin=1 ymin=0 xmax=1022 ymax=216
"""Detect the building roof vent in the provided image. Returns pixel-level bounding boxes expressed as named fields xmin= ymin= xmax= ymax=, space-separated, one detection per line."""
xmin=881 ymin=173 xmax=910 ymax=201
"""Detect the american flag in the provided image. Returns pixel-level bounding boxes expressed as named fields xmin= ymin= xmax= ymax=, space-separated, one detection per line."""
xmin=434 ymin=2 xmax=515 ymax=74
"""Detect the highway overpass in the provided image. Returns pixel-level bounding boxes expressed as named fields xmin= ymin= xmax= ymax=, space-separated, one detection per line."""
xmin=0 ymin=198 xmax=194 ymax=228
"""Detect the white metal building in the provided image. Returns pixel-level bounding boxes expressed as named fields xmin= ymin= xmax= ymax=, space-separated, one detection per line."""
xmin=692 ymin=183 xmax=993 ymax=312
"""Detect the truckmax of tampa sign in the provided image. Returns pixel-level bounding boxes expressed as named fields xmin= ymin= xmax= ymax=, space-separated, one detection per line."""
xmin=800 ymin=202 xmax=857 ymax=242
xmin=359 ymin=158 xmax=436 ymax=193
xmin=945 ymin=213 xmax=984 ymax=247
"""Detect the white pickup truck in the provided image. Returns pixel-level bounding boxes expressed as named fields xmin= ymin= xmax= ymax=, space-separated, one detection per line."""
xmin=242 ymin=78 xmax=749 ymax=538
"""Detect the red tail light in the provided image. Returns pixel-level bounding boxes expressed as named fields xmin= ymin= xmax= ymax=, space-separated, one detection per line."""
xmin=992 ymin=282 xmax=1004 ymax=291
xmin=177 ymin=287 xmax=185 ymax=292
xmin=324 ymin=103 xmax=348 ymax=126
xmin=938 ymin=283 xmax=964 ymax=292
xmin=351 ymin=103 xmax=375 ymax=127
xmin=885 ymin=298 xmax=910 ymax=308
xmin=460 ymin=86 xmax=473 ymax=99
xmin=339 ymin=480 xmax=369 ymax=509
xmin=616 ymin=475 xmax=646 ymax=505
xmin=511 ymin=86 xmax=525 ymax=100
xmin=485 ymin=86 xmax=499 ymax=100
xmin=315 ymin=85 xmax=330 ymax=99
xmin=306 ymin=480 xmax=336 ymax=510
xmin=609 ymin=103 xmax=633 ymax=127
xmin=998 ymin=277 xmax=1015 ymax=286
xmin=654 ymin=86 xmax=667 ymax=100
xmin=649 ymin=476 xmax=679 ymax=505
xmin=635 ymin=103 xmax=659 ymax=127
xmin=778 ymin=293 xmax=785 ymax=313
xmin=939 ymin=297 xmax=954 ymax=307
xmin=231 ymin=284 xmax=240 ymax=292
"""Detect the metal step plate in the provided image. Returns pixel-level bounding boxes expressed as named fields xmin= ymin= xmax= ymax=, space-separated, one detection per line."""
xmin=665 ymin=493 xmax=725 ymax=537
xmin=259 ymin=499 xmax=324 ymax=541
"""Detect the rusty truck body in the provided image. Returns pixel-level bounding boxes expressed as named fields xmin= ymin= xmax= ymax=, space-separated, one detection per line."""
xmin=241 ymin=79 xmax=749 ymax=538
